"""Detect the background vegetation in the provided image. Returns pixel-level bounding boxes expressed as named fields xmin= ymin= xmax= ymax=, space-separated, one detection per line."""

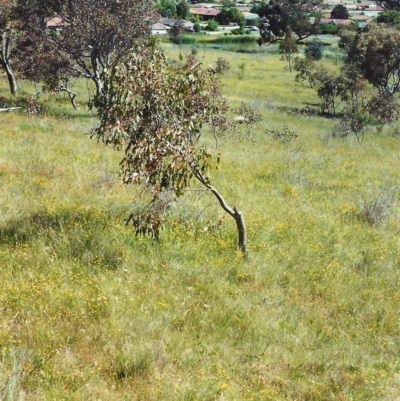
xmin=1 ymin=43 xmax=400 ymax=400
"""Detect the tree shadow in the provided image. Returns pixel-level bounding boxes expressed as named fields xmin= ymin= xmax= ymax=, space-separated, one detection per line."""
xmin=1 ymin=210 xmax=123 ymax=270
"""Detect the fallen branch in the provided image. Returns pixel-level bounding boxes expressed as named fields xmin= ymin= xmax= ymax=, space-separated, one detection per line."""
xmin=0 ymin=107 xmax=21 ymax=113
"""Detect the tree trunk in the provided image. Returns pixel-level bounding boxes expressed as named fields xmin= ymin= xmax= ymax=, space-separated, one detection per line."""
xmin=58 ymin=85 xmax=77 ymax=109
xmin=1 ymin=31 xmax=18 ymax=95
xmin=190 ymin=165 xmax=249 ymax=257
xmin=0 ymin=107 xmax=21 ymax=112
xmin=233 ymin=206 xmax=248 ymax=257
xmin=4 ymin=63 xmax=18 ymax=95
xmin=93 ymin=75 xmax=102 ymax=98
xmin=91 ymin=51 xmax=103 ymax=98
xmin=206 ymin=183 xmax=249 ymax=258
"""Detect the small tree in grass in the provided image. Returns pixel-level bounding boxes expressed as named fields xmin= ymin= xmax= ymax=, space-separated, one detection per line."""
xmin=293 ymin=57 xmax=317 ymax=87
xmin=215 ymin=57 xmax=230 ymax=74
xmin=170 ymin=19 xmax=185 ymax=52
xmin=279 ymin=31 xmax=298 ymax=72
xmin=93 ymin=48 xmax=248 ymax=256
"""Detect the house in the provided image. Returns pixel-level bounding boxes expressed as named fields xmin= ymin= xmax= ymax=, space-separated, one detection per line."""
xmin=302 ymin=3 xmax=321 ymax=11
xmin=158 ymin=18 xmax=195 ymax=32
xmin=321 ymin=15 xmax=347 ymax=23
xmin=242 ymin=12 xmax=260 ymax=23
xmin=344 ymin=4 xmax=359 ymax=10
xmin=189 ymin=8 xmax=220 ymax=20
xmin=320 ymin=17 xmax=355 ymax=25
xmin=190 ymin=3 xmax=220 ymax=9
xmin=350 ymin=14 xmax=374 ymax=23
xmin=151 ymin=23 xmax=171 ymax=35
xmin=358 ymin=2 xmax=384 ymax=10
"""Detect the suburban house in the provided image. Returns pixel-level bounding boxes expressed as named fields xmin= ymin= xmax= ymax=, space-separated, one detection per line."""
xmin=151 ymin=23 xmax=171 ymax=35
xmin=318 ymin=3 xmax=379 ymax=28
xmin=350 ymin=14 xmax=375 ymax=23
xmin=189 ymin=7 xmax=220 ymax=20
xmin=242 ymin=11 xmax=260 ymax=23
xmin=358 ymin=2 xmax=384 ymax=10
xmin=320 ymin=17 xmax=355 ymax=25
xmin=158 ymin=18 xmax=194 ymax=32
xmin=190 ymin=3 xmax=220 ymax=9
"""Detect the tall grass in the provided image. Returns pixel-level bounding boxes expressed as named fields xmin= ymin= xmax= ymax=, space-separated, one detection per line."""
xmin=168 ymin=33 xmax=257 ymax=45
xmin=1 ymin=47 xmax=400 ymax=400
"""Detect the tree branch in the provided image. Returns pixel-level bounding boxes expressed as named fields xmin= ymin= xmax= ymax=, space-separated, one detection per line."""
xmin=0 ymin=107 xmax=21 ymax=112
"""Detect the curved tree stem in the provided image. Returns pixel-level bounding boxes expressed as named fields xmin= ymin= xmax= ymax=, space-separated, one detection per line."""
xmin=162 ymin=139 xmax=249 ymax=257
xmin=205 ymin=183 xmax=248 ymax=258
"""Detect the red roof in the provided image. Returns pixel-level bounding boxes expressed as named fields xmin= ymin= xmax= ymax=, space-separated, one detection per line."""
xmin=350 ymin=14 xmax=374 ymax=20
xmin=189 ymin=8 xmax=220 ymax=16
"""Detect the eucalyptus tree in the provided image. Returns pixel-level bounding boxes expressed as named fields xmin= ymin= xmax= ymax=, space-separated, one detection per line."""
xmin=15 ymin=0 xmax=157 ymax=100
xmin=257 ymin=0 xmax=321 ymax=44
xmin=155 ymin=0 xmax=176 ymax=18
xmin=176 ymin=0 xmax=189 ymax=19
xmin=93 ymin=48 xmax=249 ymax=256
xmin=357 ymin=23 xmax=400 ymax=96
xmin=331 ymin=4 xmax=349 ymax=19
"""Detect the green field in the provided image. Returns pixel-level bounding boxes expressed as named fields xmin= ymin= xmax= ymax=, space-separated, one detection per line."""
xmin=1 ymin=44 xmax=400 ymax=400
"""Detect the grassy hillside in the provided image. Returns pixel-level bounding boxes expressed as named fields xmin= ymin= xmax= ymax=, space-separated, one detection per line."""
xmin=1 ymin=45 xmax=400 ymax=400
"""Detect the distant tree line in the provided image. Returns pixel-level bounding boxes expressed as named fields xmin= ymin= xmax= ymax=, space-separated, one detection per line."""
xmin=155 ymin=0 xmax=190 ymax=20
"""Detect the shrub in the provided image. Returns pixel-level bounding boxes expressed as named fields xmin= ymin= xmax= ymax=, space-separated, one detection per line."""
xmin=358 ymin=189 xmax=398 ymax=225
xmin=293 ymin=57 xmax=316 ymax=87
xmin=304 ymin=39 xmax=324 ymax=61
xmin=205 ymin=19 xmax=218 ymax=31
xmin=238 ymin=62 xmax=246 ymax=79
xmin=170 ymin=35 xmax=195 ymax=45
xmin=235 ymin=48 xmax=258 ymax=54
xmin=232 ymin=102 xmax=262 ymax=137
xmin=215 ymin=57 xmax=230 ymax=74
xmin=367 ymin=92 xmax=399 ymax=124
xmin=265 ymin=126 xmax=298 ymax=141
xmin=319 ymin=23 xmax=339 ymax=35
